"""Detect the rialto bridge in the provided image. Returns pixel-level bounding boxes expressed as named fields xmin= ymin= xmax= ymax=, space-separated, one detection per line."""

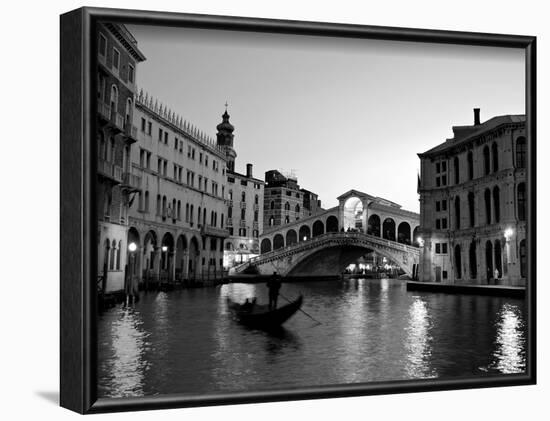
xmin=235 ymin=189 xmax=420 ymax=277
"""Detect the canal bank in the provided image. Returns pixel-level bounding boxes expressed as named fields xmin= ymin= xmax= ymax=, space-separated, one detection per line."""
xmin=406 ymin=281 xmax=525 ymax=298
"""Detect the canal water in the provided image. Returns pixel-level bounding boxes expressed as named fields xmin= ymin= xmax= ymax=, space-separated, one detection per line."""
xmin=97 ymin=279 xmax=527 ymax=398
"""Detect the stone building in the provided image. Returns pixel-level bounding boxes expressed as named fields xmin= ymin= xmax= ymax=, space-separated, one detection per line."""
xmin=215 ymin=110 xmax=265 ymax=267
xmin=263 ymin=170 xmax=323 ymax=231
xmin=96 ymin=23 xmax=146 ymax=294
xmin=126 ymin=92 xmax=229 ymax=285
xmin=417 ymin=109 xmax=527 ymax=286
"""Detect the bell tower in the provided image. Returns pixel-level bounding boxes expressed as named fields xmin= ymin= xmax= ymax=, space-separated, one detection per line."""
xmin=216 ymin=104 xmax=237 ymax=172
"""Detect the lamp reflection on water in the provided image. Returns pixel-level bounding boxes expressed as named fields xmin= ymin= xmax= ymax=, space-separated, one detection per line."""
xmin=404 ymin=297 xmax=437 ymax=379
xmin=490 ymin=303 xmax=526 ymax=374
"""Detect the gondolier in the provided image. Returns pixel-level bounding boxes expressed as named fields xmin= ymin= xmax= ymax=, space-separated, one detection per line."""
xmin=267 ymin=271 xmax=282 ymax=309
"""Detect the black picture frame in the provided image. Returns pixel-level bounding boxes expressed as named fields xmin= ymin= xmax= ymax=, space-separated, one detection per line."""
xmin=60 ymin=7 xmax=537 ymax=414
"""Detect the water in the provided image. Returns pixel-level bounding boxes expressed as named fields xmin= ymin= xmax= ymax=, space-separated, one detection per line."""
xmin=97 ymin=279 xmax=527 ymax=398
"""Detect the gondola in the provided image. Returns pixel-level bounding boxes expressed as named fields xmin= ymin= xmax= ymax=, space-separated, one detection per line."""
xmin=226 ymin=295 xmax=303 ymax=330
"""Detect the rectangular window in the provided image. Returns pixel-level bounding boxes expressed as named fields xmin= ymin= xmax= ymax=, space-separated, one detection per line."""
xmin=442 ymin=161 xmax=447 ymax=172
xmin=436 ymin=201 xmax=441 ymax=212
xmin=436 ymin=162 xmax=441 ymax=173
xmin=435 ymin=243 xmax=441 ymax=254
xmin=436 ymin=219 xmax=441 ymax=229
xmin=436 ymin=177 xmax=441 ymax=187
xmin=128 ymin=64 xmax=135 ymax=83
xmin=442 ymin=175 xmax=447 ymax=186
xmin=164 ymin=132 xmax=168 ymax=144
xmin=98 ymin=33 xmax=107 ymax=57
xmin=147 ymin=121 xmax=152 ymax=135
xmin=174 ymin=137 xmax=178 ymax=149
xmin=141 ymin=117 xmax=146 ymax=132
xmin=442 ymin=200 xmax=447 ymax=211
xmin=442 ymin=218 xmax=448 ymax=229
xmin=443 ymin=270 xmax=448 ymax=279
xmin=158 ymin=128 xmax=163 ymax=142
xmin=199 ymin=152 xmax=203 ymax=163
xmin=205 ymin=156 xmax=209 ymax=166
xmin=112 ymin=48 xmax=120 ymax=70
xmin=442 ymin=243 xmax=448 ymax=254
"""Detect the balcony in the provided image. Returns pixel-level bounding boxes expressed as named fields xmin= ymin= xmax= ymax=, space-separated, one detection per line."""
xmin=253 ymin=203 xmax=260 ymax=211
xmin=98 ymin=158 xmax=122 ymax=183
xmin=239 ymin=220 xmax=247 ymax=228
xmin=226 ymin=218 xmax=233 ymax=227
xmin=123 ymin=122 xmax=138 ymax=143
xmin=228 ymin=200 xmax=233 ymax=207
xmin=122 ymin=172 xmax=142 ymax=191
xmin=97 ymin=102 xmax=111 ymax=124
xmin=253 ymin=221 xmax=259 ymax=230
xmin=240 ymin=201 xmax=247 ymax=209
xmin=201 ymin=225 xmax=230 ymax=238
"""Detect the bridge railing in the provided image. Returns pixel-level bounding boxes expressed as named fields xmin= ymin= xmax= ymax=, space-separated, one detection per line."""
xmin=234 ymin=231 xmax=419 ymax=273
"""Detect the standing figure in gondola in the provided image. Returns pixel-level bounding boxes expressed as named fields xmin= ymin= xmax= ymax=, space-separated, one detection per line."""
xmin=267 ymin=271 xmax=282 ymax=310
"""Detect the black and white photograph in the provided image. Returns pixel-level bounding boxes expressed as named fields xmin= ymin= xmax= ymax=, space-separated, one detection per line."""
xmin=94 ymin=18 xmax=532 ymax=401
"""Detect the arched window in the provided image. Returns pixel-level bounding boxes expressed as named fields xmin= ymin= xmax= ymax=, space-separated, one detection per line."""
xmin=125 ymin=98 xmax=132 ymax=128
xmin=519 ymin=239 xmax=527 ymax=278
xmin=172 ymin=198 xmax=176 ymax=218
xmin=467 ymin=151 xmax=474 ymax=180
xmin=185 ymin=203 xmax=189 ymax=222
xmin=109 ymin=136 xmax=115 ymax=162
xmin=221 ymin=213 xmax=224 ymax=229
xmin=285 ymin=215 xmax=290 ymax=224
xmin=254 ymin=194 xmax=259 ymax=205
xmin=454 ymin=196 xmax=461 ymax=230
xmin=109 ymin=240 xmax=116 ymax=270
xmin=484 ymin=188 xmax=491 ymax=224
xmin=469 ymin=241 xmax=477 ymax=278
xmin=517 ymin=182 xmax=526 ymax=221
xmin=162 ymin=196 xmax=167 ymax=217
xmin=485 ymin=241 xmax=493 ymax=282
xmin=98 ymin=132 xmax=106 ymax=161
xmin=494 ymin=240 xmax=502 ymax=278
xmin=454 ymin=156 xmax=460 ymax=184
xmin=228 ymin=206 xmax=232 ymax=218
xmin=228 ymin=190 xmax=233 ymax=200
xmin=144 ymin=191 xmax=149 ymax=212
xmin=468 ymin=192 xmax=475 ymax=227
xmin=295 ymin=204 xmax=300 ymax=213
xmin=197 ymin=206 xmax=201 ymax=225
xmin=116 ymin=240 xmax=122 ymax=270
xmin=493 ymin=186 xmax=500 ymax=223
xmin=241 ymin=191 xmax=246 ymax=202
xmin=284 ymin=202 xmax=290 ymax=211
xmin=241 ymin=208 xmax=245 ymax=220
xmin=483 ymin=145 xmax=490 ymax=176
xmin=491 ymin=142 xmax=499 ymax=172
xmin=454 ymin=244 xmax=462 ymax=279
xmin=269 ymin=216 xmax=274 ymax=226
xmin=156 ymin=194 xmax=161 ymax=215
xmin=177 ymin=200 xmax=181 ymax=220
xmin=110 ymin=84 xmax=118 ymax=116
xmin=516 ymin=137 xmax=526 ymax=168
xmin=270 ymin=201 xmax=275 ymax=210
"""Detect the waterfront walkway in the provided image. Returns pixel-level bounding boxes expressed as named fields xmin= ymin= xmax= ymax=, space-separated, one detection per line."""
xmin=406 ymin=281 xmax=525 ymax=298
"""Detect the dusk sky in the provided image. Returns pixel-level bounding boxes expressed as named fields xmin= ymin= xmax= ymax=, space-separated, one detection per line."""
xmin=127 ymin=24 xmax=524 ymax=212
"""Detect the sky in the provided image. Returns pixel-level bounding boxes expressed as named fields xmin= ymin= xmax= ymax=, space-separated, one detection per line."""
xmin=126 ymin=24 xmax=525 ymax=212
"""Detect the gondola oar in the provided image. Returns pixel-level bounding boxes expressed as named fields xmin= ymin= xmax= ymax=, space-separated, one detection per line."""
xmin=279 ymin=293 xmax=322 ymax=325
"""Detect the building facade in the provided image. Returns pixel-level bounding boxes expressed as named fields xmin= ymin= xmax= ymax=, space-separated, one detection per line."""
xmin=96 ymin=23 xmax=146 ymax=294
xmin=215 ymin=110 xmax=265 ymax=267
xmin=417 ymin=109 xmax=527 ymax=286
xmin=126 ymin=92 xmax=229 ymax=287
xmin=263 ymin=170 xmax=323 ymax=231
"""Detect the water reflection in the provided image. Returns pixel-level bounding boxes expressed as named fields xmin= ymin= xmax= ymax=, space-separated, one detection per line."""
xmin=404 ymin=297 xmax=436 ymax=378
xmin=98 ymin=280 xmax=527 ymax=398
xmin=490 ymin=303 xmax=526 ymax=373
xmin=98 ymin=307 xmax=149 ymax=397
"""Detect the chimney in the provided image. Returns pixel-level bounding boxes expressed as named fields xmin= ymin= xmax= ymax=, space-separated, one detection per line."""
xmin=473 ymin=108 xmax=481 ymax=125
xmin=246 ymin=163 xmax=253 ymax=178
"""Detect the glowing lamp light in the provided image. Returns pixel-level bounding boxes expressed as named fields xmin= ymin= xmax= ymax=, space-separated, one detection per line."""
xmin=162 ymin=246 xmax=168 ymax=252
xmin=504 ymin=228 xmax=514 ymax=241
xmin=417 ymin=237 xmax=425 ymax=247
xmin=128 ymin=242 xmax=137 ymax=252
xmin=303 ymin=236 xmax=307 ymax=241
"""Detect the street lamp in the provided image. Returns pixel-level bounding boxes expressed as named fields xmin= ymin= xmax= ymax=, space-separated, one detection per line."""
xmin=162 ymin=245 xmax=168 ymax=252
xmin=504 ymin=228 xmax=514 ymax=241
xmin=417 ymin=236 xmax=425 ymax=247
xmin=128 ymin=242 xmax=137 ymax=252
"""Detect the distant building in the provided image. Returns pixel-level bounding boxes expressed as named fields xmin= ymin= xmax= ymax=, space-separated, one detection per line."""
xmin=216 ymin=110 xmax=265 ymax=267
xmin=96 ymin=23 xmax=146 ymax=294
xmin=127 ymin=93 xmax=229 ymax=286
xmin=417 ymin=109 xmax=527 ymax=286
xmin=263 ymin=170 xmax=323 ymax=231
